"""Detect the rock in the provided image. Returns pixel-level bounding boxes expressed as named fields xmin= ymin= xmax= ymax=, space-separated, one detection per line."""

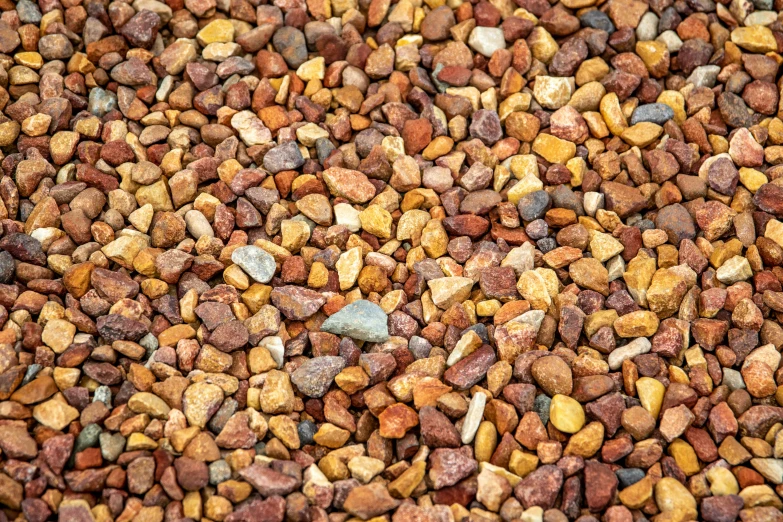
xmin=231 ymin=245 xmax=276 ymax=283
xmin=291 ymin=356 xmax=345 ymax=398
xmin=321 ymin=300 xmax=390 ymax=342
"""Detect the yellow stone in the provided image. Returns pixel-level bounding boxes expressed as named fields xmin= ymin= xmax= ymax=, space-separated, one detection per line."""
xmin=636 ymin=377 xmax=665 ymax=419
xmin=706 ymin=466 xmax=739 ymax=496
xmin=619 ymin=476 xmax=653 ymax=509
xmin=359 ymin=205 xmax=393 ymax=239
xmin=308 ymin=261 xmax=329 ymax=288
xmin=739 ymin=167 xmax=767 ymax=193
xmin=422 ymin=136 xmax=454 ymax=160
xmin=509 ymin=450 xmax=539 ymax=478
xmin=388 ymin=461 xmax=426 ymax=498
xmin=549 ymin=394 xmax=585 ymax=434
xmin=296 ymin=57 xmax=325 ymax=81
xmin=655 ymin=477 xmax=697 ymax=520
xmin=197 ymin=20 xmax=235 ymax=46
xmin=532 ymin=134 xmax=576 ymax=164
xmin=507 ymin=173 xmax=544 ymax=205
xmin=599 ymin=93 xmax=627 ymax=136
xmin=621 ymin=122 xmax=663 ymax=147
xmin=15 ymin=52 xmax=44 ymax=69
xmin=575 ymin=57 xmax=609 ymax=86
xmin=569 ymin=82 xmax=606 ymax=113
xmin=731 ymin=26 xmax=777 ymax=53
xmin=668 ymin=439 xmax=700 ymax=476
xmin=420 ymin=219 xmax=448 ymax=258
xmin=635 ymin=40 xmax=669 ymax=77
xmin=474 ymin=420 xmax=497 ymax=462
xmin=564 ymin=421 xmax=604 ymax=457
xmin=527 ymin=27 xmax=558 ymax=64
xmin=158 ymin=324 xmax=196 ymax=347
xmin=313 ymin=423 xmax=351 ymax=449
xmin=126 ymin=432 xmax=158 ymax=451
xmin=509 ymin=154 xmax=538 ymax=179
xmin=613 ymin=310 xmax=660 ymax=338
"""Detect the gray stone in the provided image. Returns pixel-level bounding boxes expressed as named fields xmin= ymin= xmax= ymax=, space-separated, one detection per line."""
xmin=636 ymin=12 xmax=659 ymax=41
xmin=209 ymin=460 xmax=232 ymax=485
xmin=22 ymin=364 xmax=41 ymax=385
xmin=0 ymin=250 xmax=14 ymax=283
xmin=616 ymin=468 xmax=646 ymax=488
xmin=630 ymin=103 xmax=675 ymax=125
xmin=88 ymin=88 xmax=118 ymax=117
xmin=580 ymin=10 xmax=615 ymax=33
xmin=291 ymin=356 xmax=346 ymax=398
xmin=534 ymin=394 xmax=551 ymax=425
xmin=517 ymin=191 xmax=551 ymax=222
xmin=17 ymin=0 xmax=42 ymax=23
xmin=263 ymin=141 xmax=305 ymax=174
xmin=100 ymin=432 xmax=126 ymax=462
xmin=687 ymin=65 xmax=720 ymax=88
xmin=298 ymin=420 xmax=317 ymax=446
xmin=231 ymin=245 xmax=276 ymax=283
xmin=321 ymin=300 xmax=390 ymax=342
xmin=75 ymin=424 xmax=102 ymax=453
xmin=93 ymin=386 xmax=112 ymax=406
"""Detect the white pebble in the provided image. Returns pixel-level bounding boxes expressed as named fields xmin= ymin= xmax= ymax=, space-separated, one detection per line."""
xmin=461 ymin=392 xmax=486 ymax=444
xmin=468 ymin=27 xmax=506 ymax=58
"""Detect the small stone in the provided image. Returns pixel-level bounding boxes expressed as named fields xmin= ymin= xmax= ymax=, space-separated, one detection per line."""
xmin=321 ymin=300 xmax=390 ymax=342
xmin=549 ymin=394 xmax=585 ymax=434
xmin=232 ymin=245 xmax=276 ymax=284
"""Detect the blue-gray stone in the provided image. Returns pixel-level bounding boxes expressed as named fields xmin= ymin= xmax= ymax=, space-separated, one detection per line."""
xmin=75 ymin=424 xmax=102 ymax=453
xmin=630 ymin=103 xmax=674 ymax=125
xmin=537 ymin=237 xmax=557 ymax=253
xmin=580 ymin=10 xmax=615 ymax=33
xmin=100 ymin=432 xmax=126 ymax=462
xmin=316 ymin=137 xmax=335 ymax=163
xmin=431 ymin=63 xmax=449 ymax=93
xmin=232 ymin=245 xmax=276 ymax=283
xmin=321 ymin=300 xmax=390 ymax=342
xmin=462 ymin=323 xmax=489 ymax=344
xmin=534 ymin=394 xmax=551 ymax=425
xmin=291 ymin=356 xmax=345 ymax=398
xmin=263 ymin=141 xmax=305 ymax=174
xmin=93 ymin=386 xmax=112 ymax=406
xmin=752 ymin=0 xmax=772 ymax=8
xmin=298 ymin=420 xmax=317 ymax=446
xmin=517 ymin=190 xmax=551 ymax=222
xmin=17 ymin=0 xmax=42 ymax=23
xmin=209 ymin=460 xmax=232 ymax=485
xmin=88 ymin=88 xmax=117 ymax=117
xmin=22 ymin=364 xmax=41 ymax=385
xmin=616 ymin=468 xmax=646 ymax=488
xmin=637 ymin=219 xmax=656 ymax=232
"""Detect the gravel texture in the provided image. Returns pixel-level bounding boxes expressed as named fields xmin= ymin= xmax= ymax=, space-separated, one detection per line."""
xmin=1 ymin=0 xmax=783 ymax=522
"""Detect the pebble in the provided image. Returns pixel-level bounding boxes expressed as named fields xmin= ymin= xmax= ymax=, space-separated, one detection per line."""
xmin=231 ymin=245 xmax=276 ymax=284
xmin=630 ymin=103 xmax=674 ymax=125
xmin=2 ymin=0 xmax=783 ymax=520
xmin=468 ymin=27 xmax=507 ymax=58
xmin=321 ymin=300 xmax=390 ymax=342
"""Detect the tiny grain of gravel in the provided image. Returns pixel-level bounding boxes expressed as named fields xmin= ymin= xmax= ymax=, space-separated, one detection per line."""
xmin=2 ymin=0 xmax=783 ymax=521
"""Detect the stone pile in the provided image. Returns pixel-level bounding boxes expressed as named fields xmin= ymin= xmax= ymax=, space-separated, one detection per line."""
xmin=0 ymin=0 xmax=783 ymax=521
